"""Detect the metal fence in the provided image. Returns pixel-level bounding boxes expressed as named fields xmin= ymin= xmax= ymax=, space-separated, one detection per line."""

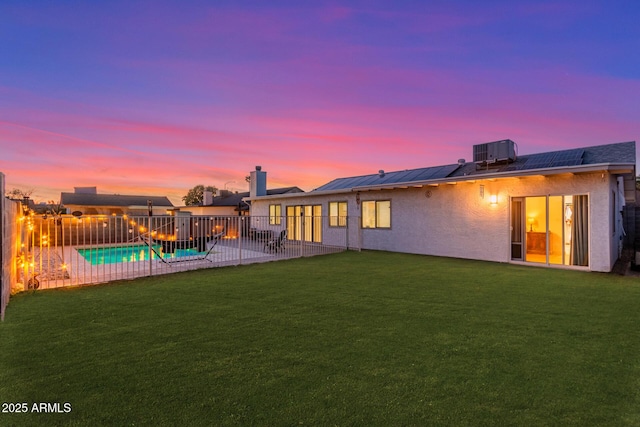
xmin=18 ymin=213 xmax=349 ymax=289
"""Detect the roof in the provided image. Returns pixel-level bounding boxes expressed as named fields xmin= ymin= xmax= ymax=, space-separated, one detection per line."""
xmin=313 ymin=141 xmax=636 ymax=192
xmin=315 ymin=164 xmax=460 ymax=192
xmin=61 ymin=192 xmax=174 ymax=207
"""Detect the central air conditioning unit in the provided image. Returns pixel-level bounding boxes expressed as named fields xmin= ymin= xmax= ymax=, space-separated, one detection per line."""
xmin=473 ymin=139 xmax=516 ymax=164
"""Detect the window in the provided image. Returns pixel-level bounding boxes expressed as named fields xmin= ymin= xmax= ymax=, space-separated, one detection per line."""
xmin=329 ymin=201 xmax=347 ymax=227
xmin=361 ymin=200 xmax=391 ymax=229
xmin=269 ymin=204 xmax=281 ymax=225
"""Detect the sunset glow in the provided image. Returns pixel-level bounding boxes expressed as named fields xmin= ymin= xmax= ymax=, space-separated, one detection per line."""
xmin=1 ymin=1 xmax=638 ymax=204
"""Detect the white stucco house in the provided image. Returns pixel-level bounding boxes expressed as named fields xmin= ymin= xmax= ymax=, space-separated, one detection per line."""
xmin=245 ymin=140 xmax=636 ymax=272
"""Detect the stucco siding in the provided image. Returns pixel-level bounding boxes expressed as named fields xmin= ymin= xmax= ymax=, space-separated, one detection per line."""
xmin=356 ymin=185 xmax=509 ymax=262
xmin=503 ymin=172 xmax=611 ymax=271
xmin=181 ymin=206 xmax=239 ymax=216
xmin=250 ymin=171 xmax=621 ymax=271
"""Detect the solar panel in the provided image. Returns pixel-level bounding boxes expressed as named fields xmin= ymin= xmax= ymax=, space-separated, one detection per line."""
xmin=313 ymin=163 xmax=462 ymax=191
xmin=548 ymin=149 xmax=584 ymax=167
xmin=522 ymin=149 xmax=584 ymax=170
xmin=523 ymin=153 xmax=555 ymax=169
xmin=402 ymin=168 xmax=427 ymax=181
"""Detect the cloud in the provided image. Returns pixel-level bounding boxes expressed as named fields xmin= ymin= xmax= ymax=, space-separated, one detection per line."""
xmin=2 ymin=1 xmax=638 ymax=203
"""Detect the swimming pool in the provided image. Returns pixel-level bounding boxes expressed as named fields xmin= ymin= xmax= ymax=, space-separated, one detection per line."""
xmin=77 ymin=244 xmax=206 ymax=265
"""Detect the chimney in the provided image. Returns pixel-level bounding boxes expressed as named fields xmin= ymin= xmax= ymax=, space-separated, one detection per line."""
xmin=250 ymin=166 xmax=267 ymax=197
xmin=203 ymin=190 xmax=213 ymax=205
xmin=74 ymin=186 xmax=97 ymax=194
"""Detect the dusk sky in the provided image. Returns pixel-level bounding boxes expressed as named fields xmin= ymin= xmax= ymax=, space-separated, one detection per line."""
xmin=1 ymin=0 xmax=639 ymax=205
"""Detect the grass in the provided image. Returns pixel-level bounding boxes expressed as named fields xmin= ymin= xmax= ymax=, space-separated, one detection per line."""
xmin=1 ymin=250 xmax=640 ymax=426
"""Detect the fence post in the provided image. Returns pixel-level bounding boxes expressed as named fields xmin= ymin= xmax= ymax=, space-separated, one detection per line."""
xmin=357 ymin=216 xmax=362 ymax=252
xmin=300 ymin=211 xmax=304 ymax=257
xmin=0 ymin=172 xmax=5 ymax=320
xmin=238 ymin=216 xmax=243 ymax=265
xmin=345 ymin=214 xmax=349 ymax=250
xmin=148 ymin=201 xmax=153 ymax=277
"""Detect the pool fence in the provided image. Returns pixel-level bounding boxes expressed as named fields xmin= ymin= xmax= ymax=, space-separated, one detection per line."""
xmin=14 ymin=212 xmax=353 ymax=290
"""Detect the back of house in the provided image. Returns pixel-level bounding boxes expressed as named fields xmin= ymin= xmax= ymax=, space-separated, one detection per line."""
xmin=245 ymin=140 xmax=636 ymax=272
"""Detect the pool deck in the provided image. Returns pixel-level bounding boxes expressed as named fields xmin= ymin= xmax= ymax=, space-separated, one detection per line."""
xmin=28 ymin=238 xmax=344 ymax=289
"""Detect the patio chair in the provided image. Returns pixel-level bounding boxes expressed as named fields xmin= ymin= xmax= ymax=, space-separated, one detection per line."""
xmin=264 ymin=230 xmax=287 ymax=253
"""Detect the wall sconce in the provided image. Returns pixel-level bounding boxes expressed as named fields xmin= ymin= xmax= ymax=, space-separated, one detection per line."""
xmin=489 ymin=194 xmax=498 ymax=205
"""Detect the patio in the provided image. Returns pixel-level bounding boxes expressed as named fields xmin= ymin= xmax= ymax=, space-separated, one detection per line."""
xmin=25 ymin=221 xmax=347 ymax=289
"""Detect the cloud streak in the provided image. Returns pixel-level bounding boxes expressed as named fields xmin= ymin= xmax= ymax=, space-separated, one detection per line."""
xmin=1 ymin=1 xmax=638 ymax=204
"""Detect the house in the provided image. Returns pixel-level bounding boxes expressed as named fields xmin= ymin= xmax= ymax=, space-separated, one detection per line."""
xmin=245 ymin=140 xmax=636 ymax=273
xmin=176 ymin=167 xmax=304 ymax=216
xmin=60 ymin=187 xmax=174 ymax=216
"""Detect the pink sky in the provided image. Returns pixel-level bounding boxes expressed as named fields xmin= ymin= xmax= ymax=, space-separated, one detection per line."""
xmin=1 ymin=1 xmax=638 ymax=204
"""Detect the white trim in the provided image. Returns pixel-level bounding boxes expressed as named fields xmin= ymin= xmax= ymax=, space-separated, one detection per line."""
xmin=243 ymin=162 xmax=635 ymax=202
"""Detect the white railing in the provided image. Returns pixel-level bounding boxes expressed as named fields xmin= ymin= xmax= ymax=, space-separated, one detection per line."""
xmin=18 ymin=214 xmax=350 ymax=289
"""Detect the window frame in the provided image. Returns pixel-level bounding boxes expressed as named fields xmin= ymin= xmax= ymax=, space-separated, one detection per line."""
xmin=329 ymin=201 xmax=348 ymax=227
xmin=361 ymin=200 xmax=391 ymax=229
xmin=269 ymin=204 xmax=282 ymax=225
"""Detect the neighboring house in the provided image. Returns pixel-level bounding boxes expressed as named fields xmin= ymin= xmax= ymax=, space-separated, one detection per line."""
xmin=172 ymin=168 xmax=303 ymax=239
xmin=245 ymin=140 xmax=636 ymax=273
xmin=177 ymin=167 xmax=303 ymax=216
xmin=61 ymin=187 xmax=174 ymax=216
xmin=177 ymin=188 xmax=304 ymax=216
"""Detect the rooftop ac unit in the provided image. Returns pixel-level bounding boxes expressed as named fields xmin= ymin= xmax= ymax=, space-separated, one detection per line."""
xmin=473 ymin=139 xmax=516 ymax=164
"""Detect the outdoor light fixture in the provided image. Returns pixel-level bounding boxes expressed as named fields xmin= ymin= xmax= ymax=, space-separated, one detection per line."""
xmin=489 ymin=194 xmax=498 ymax=205
xmin=21 ymin=196 xmax=30 ymax=215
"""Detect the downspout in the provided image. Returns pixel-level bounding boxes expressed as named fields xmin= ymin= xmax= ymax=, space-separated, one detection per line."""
xmin=617 ymin=176 xmax=626 ymax=258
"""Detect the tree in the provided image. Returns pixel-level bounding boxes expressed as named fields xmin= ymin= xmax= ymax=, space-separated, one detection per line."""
xmin=182 ymin=185 xmax=218 ymax=206
xmin=5 ymin=188 xmax=33 ymax=200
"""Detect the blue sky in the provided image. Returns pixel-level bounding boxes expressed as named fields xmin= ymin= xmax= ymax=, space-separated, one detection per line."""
xmin=1 ymin=0 xmax=638 ymax=203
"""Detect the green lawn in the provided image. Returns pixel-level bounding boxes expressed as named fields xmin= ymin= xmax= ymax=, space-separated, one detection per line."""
xmin=1 ymin=251 xmax=640 ymax=426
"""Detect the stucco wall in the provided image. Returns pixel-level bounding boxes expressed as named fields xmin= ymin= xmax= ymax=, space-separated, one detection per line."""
xmin=504 ymin=172 xmax=613 ymax=271
xmin=250 ymin=171 xmax=621 ymax=272
xmin=180 ymin=206 xmax=240 ymax=216
xmin=1 ymin=173 xmax=22 ymax=319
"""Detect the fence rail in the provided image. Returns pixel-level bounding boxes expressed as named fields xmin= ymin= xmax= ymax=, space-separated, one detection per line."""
xmin=19 ymin=213 xmax=349 ymax=289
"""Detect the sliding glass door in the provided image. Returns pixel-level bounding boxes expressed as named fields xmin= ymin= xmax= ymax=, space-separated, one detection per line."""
xmin=286 ymin=205 xmax=322 ymax=243
xmin=511 ymin=195 xmax=588 ymax=266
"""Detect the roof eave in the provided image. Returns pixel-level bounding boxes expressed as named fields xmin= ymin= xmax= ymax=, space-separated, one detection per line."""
xmin=351 ymin=162 xmax=636 ymax=192
xmin=243 ymin=188 xmax=348 ymax=202
xmin=243 ymin=162 xmax=635 ymax=200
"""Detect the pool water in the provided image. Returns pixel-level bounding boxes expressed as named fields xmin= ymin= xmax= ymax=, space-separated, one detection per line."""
xmin=77 ymin=244 xmax=206 ymax=265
